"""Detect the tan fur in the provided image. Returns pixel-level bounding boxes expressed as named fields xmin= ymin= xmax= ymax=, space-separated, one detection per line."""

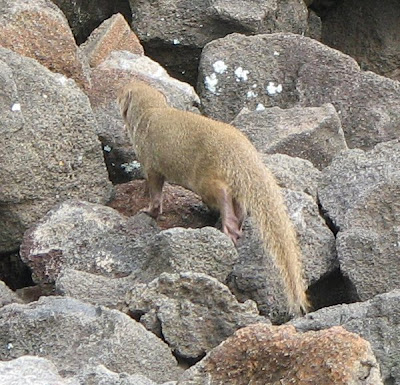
xmin=117 ymin=80 xmax=309 ymax=314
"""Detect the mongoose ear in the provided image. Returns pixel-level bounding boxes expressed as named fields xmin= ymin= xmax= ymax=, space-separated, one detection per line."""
xmin=117 ymin=89 xmax=132 ymax=120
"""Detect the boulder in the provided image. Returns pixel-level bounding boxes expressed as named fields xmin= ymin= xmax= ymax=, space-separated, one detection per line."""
xmin=0 ymin=49 xmax=113 ymax=253
xmin=198 ymin=33 xmax=400 ymax=150
xmin=321 ymin=0 xmax=400 ymax=81
xmin=292 ymin=290 xmax=400 ymax=385
xmin=0 ymin=0 xmax=88 ymax=88
xmin=232 ymin=103 xmax=347 ymax=169
xmin=0 ymin=296 xmax=182 ymax=382
xmin=129 ymin=0 xmax=308 ymax=84
xmin=0 ymin=280 xmax=23 ymax=308
xmin=127 ymin=272 xmax=268 ymax=359
xmin=177 ymin=324 xmax=383 ymax=385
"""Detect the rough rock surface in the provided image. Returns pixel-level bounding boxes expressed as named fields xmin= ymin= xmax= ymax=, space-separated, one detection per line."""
xmin=87 ymin=50 xmax=200 ymax=183
xmin=177 ymin=324 xmax=383 ymax=385
xmin=231 ymin=188 xmax=337 ymax=321
xmin=0 ymin=280 xmax=23 ymax=308
xmin=50 ymin=0 xmax=132 ymax=44
xmin=0 ymin=0 xmax=88 ymax=88
xmin=127 ymin=272 xmax=269 ymax=359
xmin=0 ymin=49 xmax=113 ymax=253
xmin=321 ymin=0 xmax=400 ymax=81
xmin=292 ymin=290 xmax=400 ymax=385
xmin=232 ymin=103 xmax=347 ymax=169
xmin=262 ymin=154 xmax=322 ymax=200
xmin=198 ymin=33 xmax=400 ymax=150
xmin=318 ymin=140 xmax=400 ymax=229
xmin=129 ymin=0 xmax=308 ymax=84
xmin=0 ymin=356 xmax=79 ymax=385
xmin=20 ymin=201 xmax=159 ymax=285
xmin=80 ymin=13 xmax=144 ymax=68
xmin=0 ymin=296 xmax=182 ymax=382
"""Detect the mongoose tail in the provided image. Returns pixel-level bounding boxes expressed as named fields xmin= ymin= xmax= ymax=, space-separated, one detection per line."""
xmin=231 ymin=163 xmax=310 ymax=315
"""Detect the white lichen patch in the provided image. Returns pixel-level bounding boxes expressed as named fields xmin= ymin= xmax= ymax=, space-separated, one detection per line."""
xmin=173 ymin=38 xmax=180 ymax=45
xmin=205 ymin=73 xmax=218 ymax=94
xmin=103 ymin=145 xmax=112 ymax=153
xmin=213 ymin=60 xmax=228 ymax=74
xmin=247 ymin=90 xmax=257 ymax=98
xmin=256 ymin=103 xmax=266 ymax=111
xmin=121 ymin=161 xmax=141 ymax=173
xmin=273 ymin=51 xmax=280 ymax=56
xmin=266 ymin=82 xmax=283 ymax=96
xmin=11 ymin=103 xmax=21 ymax=112
xmin=95 ymin=253 xmax=115 ymax=273
xmin=56 ymin=74 xmax=68 ymax=86
xmin=235 ymin=67 xmax=249 ymax=82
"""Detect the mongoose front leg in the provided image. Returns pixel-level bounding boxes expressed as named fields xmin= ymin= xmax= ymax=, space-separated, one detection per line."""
xmin=141 ymin=170 xmax=165 ymax=218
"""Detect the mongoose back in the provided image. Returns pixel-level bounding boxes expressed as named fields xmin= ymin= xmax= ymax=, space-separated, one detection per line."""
xmin=118 ymin=80 xmax=309 ymax=314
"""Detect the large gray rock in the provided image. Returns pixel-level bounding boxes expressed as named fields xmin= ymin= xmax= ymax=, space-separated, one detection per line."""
xmin=198 ymin=33 xmax=400 ymax=150
xmin=262 ymin=154 xmax=322 ymax=200
xmin=20 ymin=200 xmax=159 ymax=285
xmin=231 ymin=188 xmax=337 ymax=322
xmin=129 ymin=0 xmax=308 ymax=84
xmin=0 ymin=356 xmax=79 ymax=385
xmin=318 ymin=140 xmax=400 ymax=230
xmin=0 ymin=296 xmax=182 ymax=383
xmin=127 ymin=272 xmax=269 ymax=359
xmin=232 ymin=103 xmax=347 ymax=169
xmin=321 ymin=0 xmax=400 ymax=82
xmin=292 ymin=290 xmax=400 ymax=385
xmin=88 ymin=50 xmax=200 ymax=183
xmin=0 ymin=48 xmax=113 ymax=253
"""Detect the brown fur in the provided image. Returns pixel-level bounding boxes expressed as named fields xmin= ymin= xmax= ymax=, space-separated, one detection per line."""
xmin=117 ymin=80 xmax=309 ymax=314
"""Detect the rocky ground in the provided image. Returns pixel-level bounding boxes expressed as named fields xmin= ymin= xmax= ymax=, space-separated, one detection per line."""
xmin=0 ymin=0 xmax=399 ymax=384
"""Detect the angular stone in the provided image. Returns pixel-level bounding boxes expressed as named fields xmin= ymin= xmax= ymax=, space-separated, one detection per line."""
xmin=198 ymin=33 xmax=400 ymax=150
xmin=0 ymin=49 xmax=113 ymax=253
xmin=127 ymin=272 xmax=269 ymax=359
xmin=0 ymin=296 xmax=182 ymax=382
xmin=232 ymin=103 xmax=347 ymax=169
xmin=291 ymin=290 xmax=400 ymax=385
xmin=177 ymin=324 xmax=383 ymax=385
xmin=80 ymin=13 xmax=144 ymax=68
xmin=0 ymin=0 xmax=88 ymax=88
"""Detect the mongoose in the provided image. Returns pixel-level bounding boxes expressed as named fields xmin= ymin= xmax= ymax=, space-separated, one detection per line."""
xmin=118 ymin=80 xmax=309 ymax=314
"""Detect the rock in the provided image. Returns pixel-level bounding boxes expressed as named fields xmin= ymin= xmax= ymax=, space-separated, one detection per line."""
xmin=0 ymin=280 xmax=23 ymax=308
xmin=73 ymin=364 xmax=159 ymax=385
xmin=0 ymin=356 xmax=79 ymax=385
xmin=129 ymin=0 xmax=308 ymax=84
xmin=318 ymin=140 xmax=400 ymax=230
xmin=321 ymin=0 xmax=400 ymax=81
xmin=50 ymin=0 xmax=132 ymax=45
xmin=262 ymin=154 xmax=322 ymax=200
xmin=232 ymin=103 xmax=347 ymax=169
xmin=0 ymin=296 xmax=182 ymax=382
xmin=177 ymin=324 xmax=383 ymax=385
xmin=336 ymin=178 xmax=400 ymax=301
xmin=230 ymin=189 xmax=337 ymax=322
xmin=0 ymin=0 xmax=88 ymax=88
xmin=145 ymin=227 xmax=239 ymax=285
xmin=198 ymin=33 xmax=400 ymax=150
xmin=291 ymin=290 xmax=400 ymax=385
xmin=80 ymin=13 xmax=144 ymax=68
xmin=127 ymin=272 xmax=269 ymax=359
xmin=0 ymin=49 xmax=113 ymax=253
xmin=87 ymin=50 xmax=199 ymax=183
xmin=55 ymin=268 xmax=131 ymax=312
xmin=20 ymin=200 xmax=159 ymax=285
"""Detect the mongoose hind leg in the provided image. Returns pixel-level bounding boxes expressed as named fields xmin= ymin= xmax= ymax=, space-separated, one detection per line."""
xmin=233 ymin=197 xmax=245 ymax=232
xmin=200 ymin=180 xmax=242 ymax=244
xmin=141 ymin=170 xmax=165 ymax=218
